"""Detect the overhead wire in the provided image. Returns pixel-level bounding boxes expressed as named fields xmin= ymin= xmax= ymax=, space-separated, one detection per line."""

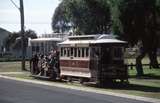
xmin=9 ymin=0 xmax=20 ymax=10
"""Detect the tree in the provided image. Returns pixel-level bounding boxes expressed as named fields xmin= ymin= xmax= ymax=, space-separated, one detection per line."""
xmin=52 ymin=1 xmax=70 ymax=33
xmin=5 ymin=29 xmax=37 ymax=50
xmin=84 ymin=0 xmax=111 ymax=34
xmin=51 ymin=0 xmax=111 ymax=34
xmin=110 ymin=0 xmax=160 ymax=76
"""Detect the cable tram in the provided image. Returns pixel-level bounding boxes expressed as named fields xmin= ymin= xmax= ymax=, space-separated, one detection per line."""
xmin=59 ymin=34 xmax=128 ymax=85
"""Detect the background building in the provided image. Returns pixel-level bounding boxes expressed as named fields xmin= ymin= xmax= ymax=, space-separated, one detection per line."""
xmin=0 ymin=28 xmax=11 ymax=57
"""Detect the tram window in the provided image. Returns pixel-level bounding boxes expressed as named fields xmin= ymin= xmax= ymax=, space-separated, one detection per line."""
xmin=82 ymin=48 xmax=85 ymax=57
xmin=78 ymin=48 xmax=81 ymax=57
xmin=67 ymin=48 xmax=70 ymax=57
xmin=32 ymin=46 xmax=35 ymax=51
xmin=63 ymin=48 xmax=65 ymax=57
xmin=86 ymin=48 xmax=89 ymax=57
xmin=36 ymin=46 xmax=39 ymax=52
xmin=71 ymin=48 xmax=73 ymax=56
xmin=41 ymin=43 xmax=44 ymax=47
xmin=61 ymin=48 xmax=63 ymax=56
xmin=74 ymin=48 xmax=77 ymax=57
xmin=63 ymin=48 xmax=67 ymax=57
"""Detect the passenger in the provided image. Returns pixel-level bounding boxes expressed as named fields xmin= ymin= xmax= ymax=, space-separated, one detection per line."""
xmin=54 ymin=50 xmax=60 ymax=78
xmin=30 ymin=54 xmax=39 ymax=75
xmin=41 ymin=56 xmax=49 ymax=76
xmin=44 ymin=56 xmax=50 ymax=75
xmin=38 ymin=55 xmax=45 ymax=75
xmin=48 ymin=51 xmax=57 ymax=79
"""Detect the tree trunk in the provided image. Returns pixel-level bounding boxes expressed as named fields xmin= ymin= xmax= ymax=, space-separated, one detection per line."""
xmin=148 ymin=5 xmax=159 ymax=69
xmin=148 ymin=50 xmax=159 ymax=69
xmin=136 ymin=47 xmax=145 ymax=76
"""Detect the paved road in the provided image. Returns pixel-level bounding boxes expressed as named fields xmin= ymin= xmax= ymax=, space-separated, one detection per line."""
xmin=0 ymin=78 xmax=150 ymax=103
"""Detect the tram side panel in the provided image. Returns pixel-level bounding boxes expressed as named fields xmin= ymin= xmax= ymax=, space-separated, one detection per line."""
xmin=60 ymin=59 xmax=91 ymax=78
xmin=59 ymin=46 xmax=91 ymax=79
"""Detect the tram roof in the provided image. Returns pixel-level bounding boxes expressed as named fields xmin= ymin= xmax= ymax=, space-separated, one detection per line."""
xmin=59 ymin=34 xmax=126 ymax=45
xmin=30 ymin=38 xmax=62 ymax=42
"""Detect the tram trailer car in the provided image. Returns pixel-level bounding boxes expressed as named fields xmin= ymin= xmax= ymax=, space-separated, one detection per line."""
xmin=59 ymin=34 xmax=128 ymax=85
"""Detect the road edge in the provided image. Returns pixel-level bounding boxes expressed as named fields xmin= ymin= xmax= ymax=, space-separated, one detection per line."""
xmin=0 ymin=75 xmax=159 ymax=103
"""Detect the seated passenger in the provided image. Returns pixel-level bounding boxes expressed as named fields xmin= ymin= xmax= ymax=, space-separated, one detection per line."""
xmin=38 ymin=55 xmax=45 ymax=75
xmin=30 ymin=54 xmax=39 ymax=75
xmin=48 ymin=52 xmax=57 ymax=79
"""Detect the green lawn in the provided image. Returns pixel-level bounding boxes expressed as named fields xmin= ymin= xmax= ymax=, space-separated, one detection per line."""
xmin=125 ymin=57 xmax=160 ymax=98
xmin=0 ymin=61 xmax=30 ymax=72
xmin=125 ymin=56 xmax=160 ymax=65
xmin=129 ymin=67 xmax=160 ymax=77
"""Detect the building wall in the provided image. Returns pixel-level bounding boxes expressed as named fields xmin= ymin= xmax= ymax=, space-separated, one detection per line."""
xmin=0 ymin=28 xmax=10 ymax=53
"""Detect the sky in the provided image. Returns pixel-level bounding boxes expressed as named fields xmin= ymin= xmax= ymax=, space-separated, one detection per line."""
xmin=0 ymin=0 xmax=60 ymax=35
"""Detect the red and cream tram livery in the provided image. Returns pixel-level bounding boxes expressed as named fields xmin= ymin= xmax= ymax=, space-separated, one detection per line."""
xmin=59 ymin=34 xmax=128 ymax=84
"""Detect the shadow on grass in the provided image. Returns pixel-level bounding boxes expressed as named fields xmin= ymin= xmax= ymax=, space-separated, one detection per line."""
xmin=129 ymin=73 xmax=160 ymax=80
xmin=85 ymin=82 xmax=160 ymax=93
xmin=30 ymin=74 xmax=160 ymax=93
xmin=111 ymin=83 xmax=160 ymax=92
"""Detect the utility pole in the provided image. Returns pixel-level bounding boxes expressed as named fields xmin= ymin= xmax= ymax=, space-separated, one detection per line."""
xmin=20 ymin=0 xmax=26 ymax=70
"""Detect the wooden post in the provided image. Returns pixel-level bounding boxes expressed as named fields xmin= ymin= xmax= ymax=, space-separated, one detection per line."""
xmin=20 ymin=0 xmax=26 ymax=70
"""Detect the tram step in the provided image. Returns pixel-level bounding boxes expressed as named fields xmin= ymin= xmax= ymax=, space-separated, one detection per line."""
xmin=31 ymin=75 xmax=50 ymax=79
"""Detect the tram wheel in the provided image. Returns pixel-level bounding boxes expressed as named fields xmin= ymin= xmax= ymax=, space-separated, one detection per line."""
xmin=67 ymin=77 xmax=72 ymax=82
xmin=79 ymin=78 xmax=84 ymax=84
